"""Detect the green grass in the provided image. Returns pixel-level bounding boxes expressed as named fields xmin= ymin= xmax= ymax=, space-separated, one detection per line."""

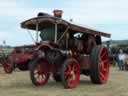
xmin=0 ymin=67 xmax=128 ymax=96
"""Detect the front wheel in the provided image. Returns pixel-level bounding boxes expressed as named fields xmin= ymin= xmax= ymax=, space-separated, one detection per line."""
xmin=90 ymin=46 xmax=110 ymax=84
xmin=61 ymin=58 xmax=80 ymax=89
xmin=30 ymin=58 xmax=51 ymax=86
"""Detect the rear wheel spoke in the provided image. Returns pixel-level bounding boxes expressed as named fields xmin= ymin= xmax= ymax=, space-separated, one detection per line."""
xmin=100 ymin=72 xmax=105 ymax=80
xmin=103 ymin=68 xmax=107 ymax=72
xmin=101 ymin=51 xmax=107 ymax=60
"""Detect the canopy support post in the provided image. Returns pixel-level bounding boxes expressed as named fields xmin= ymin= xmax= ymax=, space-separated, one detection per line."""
xmin=36 ymin=23 xmax=39 ymax=44
xmin=54 ymin=23 xmax=58 ymax=43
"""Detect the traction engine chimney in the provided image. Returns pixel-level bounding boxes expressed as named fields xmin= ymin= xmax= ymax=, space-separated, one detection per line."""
xmin=53 ymin=10 xmax=63 ymax=18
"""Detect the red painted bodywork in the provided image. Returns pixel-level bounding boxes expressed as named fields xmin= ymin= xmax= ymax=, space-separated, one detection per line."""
xmin=12 ymin=45 xmax=37 ymax=64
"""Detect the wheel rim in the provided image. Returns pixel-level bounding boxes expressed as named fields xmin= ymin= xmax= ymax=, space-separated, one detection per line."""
xmin=64 ymin=61 xmax=80 ymax=88
xmin=34 ymin=60 xmax=50 ymax=86
xmin=99 ymin=47 xmax=110 ymax=83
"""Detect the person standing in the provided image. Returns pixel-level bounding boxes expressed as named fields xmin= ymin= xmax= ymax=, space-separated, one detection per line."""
xmin=118 ymin=50 xmax=125 ymax=70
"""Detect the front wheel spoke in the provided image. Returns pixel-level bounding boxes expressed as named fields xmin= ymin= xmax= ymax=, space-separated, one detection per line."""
xmin=72 ymin=74 xmax=76 ymax=80
xmin=65 ymin=71 xmax=71 ymax=76
xmin=74 ymin=67 xmax=78 ymax=72
xmin=71 ymin=65 xmax=76 ymax=71
xmin=65 ymin=72 xmax=72 ymax=80
xmin=67 ymin=64 xmax=71 ymax=71
xmin=71 ymin=63 xmax=74 ymax=70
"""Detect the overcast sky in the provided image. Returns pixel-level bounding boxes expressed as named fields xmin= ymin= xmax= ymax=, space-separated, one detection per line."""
xmin=0 ymin=0 xmax=127 ymax=46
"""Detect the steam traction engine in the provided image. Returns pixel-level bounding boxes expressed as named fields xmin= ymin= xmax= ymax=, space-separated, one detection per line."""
xmin=2 ymin=10 xmax=111 ymax=89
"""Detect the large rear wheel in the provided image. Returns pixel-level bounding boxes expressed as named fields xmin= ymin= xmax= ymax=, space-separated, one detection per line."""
xmin=90 ymin=46 xmax=110 ymax=84
xmin=30 ymin=58 xmax=51 ymax=86
xmin=61 ymin=58 xmax=80 ymax=88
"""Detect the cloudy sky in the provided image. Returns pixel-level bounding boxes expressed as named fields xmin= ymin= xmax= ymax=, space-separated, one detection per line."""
xmin=0 ymin=0 xmax=128 ymax=46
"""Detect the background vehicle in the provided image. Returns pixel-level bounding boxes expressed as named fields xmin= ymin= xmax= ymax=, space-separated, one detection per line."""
xmin=0 ymin=45 xmax=37 ymax=73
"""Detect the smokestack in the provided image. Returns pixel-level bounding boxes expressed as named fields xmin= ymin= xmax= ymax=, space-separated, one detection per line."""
xmin=53 ymin=10 xmax=63 ymax=18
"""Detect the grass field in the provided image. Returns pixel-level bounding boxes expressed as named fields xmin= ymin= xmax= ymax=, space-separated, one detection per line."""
xmin=0 ymin=67 xmax=128 ymax=96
